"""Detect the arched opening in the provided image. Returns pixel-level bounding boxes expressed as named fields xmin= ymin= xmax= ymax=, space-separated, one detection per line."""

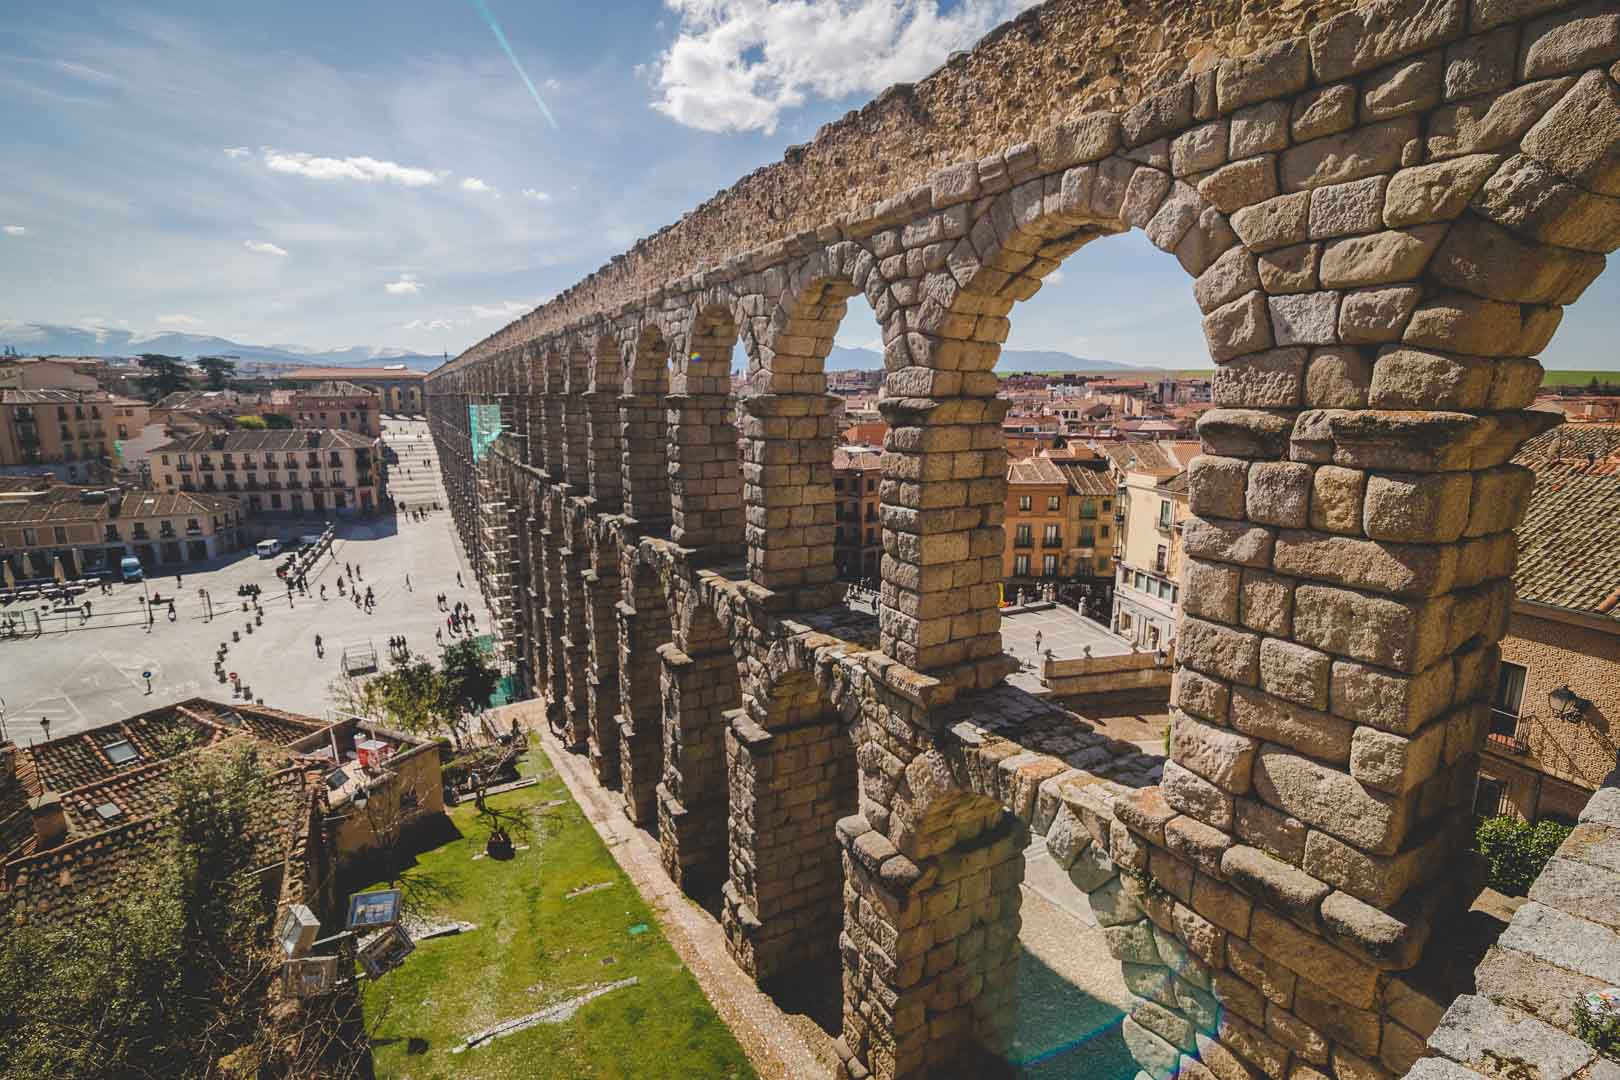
xmin=669 ymin=305 xmax=744 ymax=557
xmin=828 ymin=286 xmax=885 ymax=591
xmin=745 ymin=249 xmax=880 ymax=605
xmin=998 ymin=227 xmax=1211 ymax=635
xmin=618 ymin=554 xmax=673 ymax=828
xmin=721 ymin=665 xmax=859 ymax=1036
xmin=657 ymin=594 xmax=742 ymax=903
xmin=623 ymin=327 xmax=672 ymax=534
xmin=540 ymin=348 xmax=565 ymax=481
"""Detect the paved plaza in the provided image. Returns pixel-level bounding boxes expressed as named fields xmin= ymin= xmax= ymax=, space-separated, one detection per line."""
xmin=0 ymin=421 xmax=492 ymax=746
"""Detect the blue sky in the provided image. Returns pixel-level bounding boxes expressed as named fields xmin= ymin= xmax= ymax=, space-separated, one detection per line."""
xmin=0 ymin=0 xmax=1615 ymax=370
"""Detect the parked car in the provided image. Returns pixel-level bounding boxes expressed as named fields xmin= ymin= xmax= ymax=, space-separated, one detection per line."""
xmin=256 ymin=539 xmax=282 ymax=559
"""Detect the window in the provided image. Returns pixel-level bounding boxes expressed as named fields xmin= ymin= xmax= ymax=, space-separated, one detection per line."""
xmin=1018 ymin=495 xmax=1031 ymax=512
xmin=1101 ymin=525 xmax=1110 ymax=538
xmin=1043 ymin=524 xmax=1062 ymax=547
xmin=1080 ymin=526 xmax=1095 ymax=546
xmin=1015 ymin=524 xmax=1033 ymax=547
xmin=101 ymin=737 xmax=140 ymax=766
xmin=94 ymin=802 xmax=124 ymax=821
xmin=22 ymin=528 xmax=37 ymax=546
xmin=105 ymin=524 xmax=120 ymax=542
xmin=865 ymin=528 xmax=875 ymax=544
xmin=1042 ymin=553 xmax=1059 ymax=577
xmin=1491 ymin=662 xmax=1527 ymax=738
xmin=834 ymin=478 xmax=845 ymax=492
xmin=1102 ymin=498 xmax=1112 ymax=512
xmin=865 ymin=477 xmax=875 ymax=493
xmin=1159 ymin=500 xmax=1172 ymax=528
xmin=1013 ymin=554 xmax=1030 ymax=576
xmin=1047 ymin=495 xmax=1061 ymax=512
xmin=835 ymin=527 xmax=845 ymax=544
xmin=1474 ymin=775 xmax=1507 ymax=818
xmin=53 ymin=527 xmax=67 ymax=544
xmin=1155 ymin=545 xmax=1168 ymax=573
xmin=1096 ymin=556 xmax=1110 ymax=572
xmin=1080 ymin=498 xmax=1097 ymax=519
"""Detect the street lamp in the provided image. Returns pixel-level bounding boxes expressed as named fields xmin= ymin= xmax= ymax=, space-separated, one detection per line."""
xmin=1548 ymin=684 xmax=1591 ymax=723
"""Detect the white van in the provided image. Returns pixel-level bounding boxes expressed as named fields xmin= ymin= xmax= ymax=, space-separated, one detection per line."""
xmin=256 ymin=539 xmax=282 ymax=558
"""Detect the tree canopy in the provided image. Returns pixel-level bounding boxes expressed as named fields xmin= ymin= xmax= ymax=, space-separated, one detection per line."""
xmin=330 ymin=641 xmax=500 ymax=748
xmin=198 ymin=355 xmax=237 ymax=390
xmin=136 ymin=353 xmax=188 ymax=399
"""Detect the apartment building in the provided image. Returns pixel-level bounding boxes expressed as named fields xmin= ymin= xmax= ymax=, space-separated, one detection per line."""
xmin=1002 ymin=456 xmax=1118 ymax=594
xmin=1099 ymin=440 xmax=1200 ymax=651
xmin=0 ymin=389 xmax=150 ymax=483
xmin=0 ymin=480 xmax=243 ymax=578
xmin=281 ymin=367 xmax=426 ymax=415
xmin=833 ymin=444 xmax=882 ymax=584
xmin=150 ymin=429 xmax=382 ymax=516
xmin=289 ymin=381 xmax=379 ymax=435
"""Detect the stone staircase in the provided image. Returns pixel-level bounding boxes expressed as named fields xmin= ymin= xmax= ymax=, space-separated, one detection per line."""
xmin=382 ymin=421 xmax=447 ymax=511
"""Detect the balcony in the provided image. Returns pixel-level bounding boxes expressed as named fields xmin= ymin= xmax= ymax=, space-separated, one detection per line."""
xmin=200 ymin=463 xmax=215 ymax=472
xmin=1013 ymin=537 xmax=1033 ymax=549
xmin=178 ymin=463 xmax=193 ymax=472
xmin=222 ymin=461 xmax=236 ymax=472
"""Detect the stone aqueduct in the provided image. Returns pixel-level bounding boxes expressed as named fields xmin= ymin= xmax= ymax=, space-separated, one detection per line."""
xmin=426 ymin=0 xmax=1620 ymax=1076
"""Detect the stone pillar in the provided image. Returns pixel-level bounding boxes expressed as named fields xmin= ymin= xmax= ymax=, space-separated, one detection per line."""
xmin=656 ymin=621 xmax=741 ymax=896
xmin=721 ymin=690 xmax=856 ymax=983
xmin=583 ymin=540 xmax=622 ymax=787
xmin=877 ymin=384 xmax=1008 ymax=689
xmin=563 ymin=348 xmax=591 ymax=490
xmin=621 ymin=390 xmax=671 ymax=532
xmin=559 ymin=515 xmax=591 ymax=748
xmin=739 ymin=392 xmax=840 ymax=605
xmin=542 ymin=357 xmax=565 ymax=482
xmin=538 ymin=497 xmax=568 ymax=719
xmin=837 ymin=808 xmax=1026 ymax=1080
xmin=668 ymin=324 xmax=743 ymax=555
xmin=586 ymin=388 xmax=624 ymax=514
xmin=523 ymin=343 xmax=546 ymax=471
xmin=617 ymin=556 xmax=670 ymax=826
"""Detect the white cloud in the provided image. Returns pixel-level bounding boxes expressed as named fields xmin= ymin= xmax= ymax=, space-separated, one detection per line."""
xmin=263 ymin=149 xmax=441 ymax=186
xmin=460 ymin=176 xmax=494 ymax=193
xmin=404 ymin=318 xmax=456 ymax=332
xmin=156 ymin=313 xmax=204 ymax=327
xmin=243 ymin=239 xmax=288 ymax=257
xmin=471 ymin=299 xmax=535 ymax=321
xmin=223 ymin=146 xmax=251 ymax=159
xmin=385 ymin=273 xmax=424 ymax=296
xmin=2 ymin=225 xmax=25 ymax=236
xmin=521 ymin=188 xmax=551 ymax=202
xmin=651 ymin=0 xmax=1041 ymax=134
xmin=1044 ymin=269 xmax=1065 ymax=286
xmin=543 ymin=77 xmax=562 ymax=91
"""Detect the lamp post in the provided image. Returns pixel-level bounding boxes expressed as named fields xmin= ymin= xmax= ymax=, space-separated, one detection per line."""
xmin=1548 ymin=684 xmax=1591 ymax=723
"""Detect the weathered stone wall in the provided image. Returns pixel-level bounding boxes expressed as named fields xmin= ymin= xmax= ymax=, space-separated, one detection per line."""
xmin=429 ymin=1 xmax=1620 ymax=1077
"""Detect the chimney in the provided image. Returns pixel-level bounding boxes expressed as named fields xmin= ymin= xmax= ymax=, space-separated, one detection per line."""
xmin=29 ymin=793 xmax=68 ymax=848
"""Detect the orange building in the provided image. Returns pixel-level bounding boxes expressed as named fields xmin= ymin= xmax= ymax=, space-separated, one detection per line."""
xmin=833 ymin=445 xmax=882 ymax=584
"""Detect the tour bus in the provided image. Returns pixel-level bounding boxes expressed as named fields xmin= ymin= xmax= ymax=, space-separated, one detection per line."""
xmin=120 ymin=556 xmax=144 ymax=583
xmin=256 ymin=539 xmax=282 ymax=559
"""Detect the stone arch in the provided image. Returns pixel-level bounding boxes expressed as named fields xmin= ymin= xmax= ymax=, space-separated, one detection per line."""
xmin=622 ymin=324 xmax=673 ymax=532
xmin=581 ymin=519 xmax=623 ymax=785
xmin=618 ymin=545 xmax=673 ymax=827
xmin=668 ymin=302 xmax=745 ymax=555
xmin=658 ymin=587 xmax=744 ymax=897
xmin=538 ymin=345 xmax=565 ymax=481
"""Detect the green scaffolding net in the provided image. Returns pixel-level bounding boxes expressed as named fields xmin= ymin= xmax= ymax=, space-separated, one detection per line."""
xmin=469 ymin=404 xmax=503 ymax=461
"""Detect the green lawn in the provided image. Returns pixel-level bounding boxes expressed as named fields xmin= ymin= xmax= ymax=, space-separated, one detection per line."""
xmin=357 ymin=741 xmax=756 ymax=1080
xmin=1541 ymin=369 xmax=1620 ymax=387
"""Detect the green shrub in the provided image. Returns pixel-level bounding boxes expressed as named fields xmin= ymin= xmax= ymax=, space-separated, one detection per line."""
xmin=1475 ymin=814 xmax=1572 ymax=895
xmin=1573 ymin=991 xmax=1620 ymax=1061
xmin=233 ymin=414 xmax=268 ymax=429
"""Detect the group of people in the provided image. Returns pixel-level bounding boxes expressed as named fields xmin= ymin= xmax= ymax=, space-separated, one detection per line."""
xmin=387 ymin=634 xmax=412 ymax=660
xmin=398 ymin=498 xmax=442 ymax=522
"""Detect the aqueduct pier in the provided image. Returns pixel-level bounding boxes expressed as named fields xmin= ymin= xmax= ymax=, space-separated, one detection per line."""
xmin=427 ymin=0 xmax=1620 ymax=1076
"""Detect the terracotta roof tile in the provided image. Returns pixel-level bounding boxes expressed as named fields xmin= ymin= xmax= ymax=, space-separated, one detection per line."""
xmin=1512 ymin=459 xmax=1620 ymax=619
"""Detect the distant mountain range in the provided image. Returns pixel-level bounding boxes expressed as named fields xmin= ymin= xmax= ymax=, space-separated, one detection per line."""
xmin=0 ymin=323 xmax=445 ymax=371
xmin=825 ymin=345 xmax=1151 ymax=373
xmin=0 ymin=322 xmax=1154 ymax=377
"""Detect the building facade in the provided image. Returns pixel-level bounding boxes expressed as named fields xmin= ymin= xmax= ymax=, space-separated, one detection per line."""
xmin=282 ymin=367 xmax=426 ymax=416
xmin=1101 ymin=442 xmax=1199 ymax=651
xmin=1474 ymin=426 xmax=1620 ymax=824
xmin=150 ymin=429 xmax=382 ymax=516
xmin=0 ymin=480 xmax=243 ymax=578
xmin=0 ymin=389 xmax=150 ymax=483
xmin=288 ymin=381 xmax=379 ymax=436
xmin=833 ymin=445 xmax=882 ymax=584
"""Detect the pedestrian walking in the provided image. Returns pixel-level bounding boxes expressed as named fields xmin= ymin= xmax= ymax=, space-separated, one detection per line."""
xmin=176 ymin=573 xmax=182 ymax=588
xmin=320 ymin=584 xmax=327 ymax=600
xmin=345 ymin=562 xmax=352 ymax=577
xmin=435 ymin=628 xmax=443 ymax=645
xmin=405 ymin=574 xmax=412 ymax=591
xmin=456 ymin=571 xmax=463 ymax=588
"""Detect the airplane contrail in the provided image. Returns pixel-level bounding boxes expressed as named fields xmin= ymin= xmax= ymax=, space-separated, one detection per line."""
xmin=472 ymin=0 xmax=560 ymax=131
